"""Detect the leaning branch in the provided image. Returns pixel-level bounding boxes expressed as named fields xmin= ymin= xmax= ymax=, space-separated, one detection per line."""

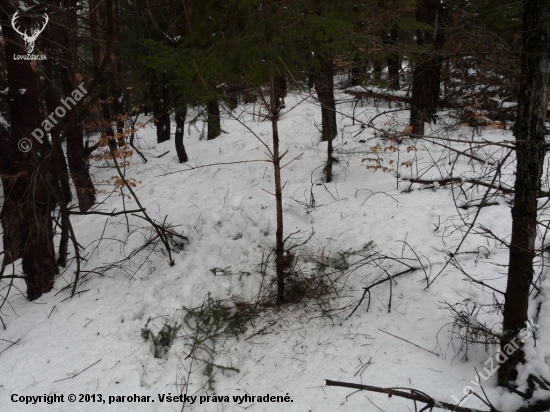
xmin=325 ymin=380 xmax=550 ymax=412
xmin=347 ymin=267 xmax=418 ymax=318
xmin=68 ymin=208 xmax=146 ymax=216
xmin=325 ymin=380 xmax=490 ymax=412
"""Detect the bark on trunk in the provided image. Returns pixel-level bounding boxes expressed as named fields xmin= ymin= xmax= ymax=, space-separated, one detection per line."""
xmin=43 ymin=20 xmax=72 ymax=267
xmin=410 ymin=0 xmax=446 ymax=136
xmin=313 ymin=57 xmax=337 ymax=142
xmin=498 ymin=0 xmax=550 ymax=386
xmin=61 ymin=0 xmax=96 ymax=212
xmin=173 ymin=89 xmax=189 ymax=163
xmin=150 ymin=70 xmax=170 ymax=143
xmin=350 ymin=55 xmax=366 ymax=86
xmin=162 ymin=77 xmax=171 ymax=141
xmin=43 ymin=25 xmax=72 ymax=206
xmin=101 ymin=96 xmax=116 ymax=148
xmin=0 ymin=168 xmax=21 ymax=264
xmin=169 ymin=0 xmax=189 ymax=162
xmin=0 ymin=1 xmax=58 ymax=299
xmin=269 ymin=73 xmax=285 ymax=304
xmin=386 ymin=26 xmax=400 ymax=90
xmin=274 ymin=75 xmax=287 ymax=112
xmin=90 ymin=0 xmax=116 ymax=150
xmin=373 ymin=61 xmax=382 ymax=80
xmin=313 ymin=57 xmax=337 ymax=182
xmin=207 ymin=100 xmax=221 ymax=140
xmin=111 ymin=0 xmax=125 ymax=146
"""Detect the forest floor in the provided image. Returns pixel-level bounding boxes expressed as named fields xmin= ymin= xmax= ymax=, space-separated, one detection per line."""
xmin=1 ymin=86 xmax=549 ymax=412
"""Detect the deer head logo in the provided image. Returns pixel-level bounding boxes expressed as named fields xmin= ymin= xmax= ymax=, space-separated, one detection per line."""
xmin=11 ymin=11 xmax=49 ymax=55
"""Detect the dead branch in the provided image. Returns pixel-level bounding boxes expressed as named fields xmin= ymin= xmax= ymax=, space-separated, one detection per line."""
xmin=426 ymin=150 xmax=513 ymax=287
xmin=0 ymin=338 xmax=21 ymax=355
xmin=326 ymin=378 xmax=550 ymax=411
xmin=53 ymin=359 xmax=102 ymax=383
xmin=326 ymin=380 xmax=490 ymax=412
xmin=68 ymin=208 xmax=146 ymax=216
xmin=108 ymin=145 xmax=184 ymax=266
xmin=347 ymin=267 xmax=418 ymax=318
xmin=378 ymin=328 xmax=439 ymax=356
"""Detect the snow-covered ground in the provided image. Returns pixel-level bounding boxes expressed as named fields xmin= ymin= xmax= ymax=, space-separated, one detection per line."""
xmin=1 ymin=90 xmax=548 ymax=412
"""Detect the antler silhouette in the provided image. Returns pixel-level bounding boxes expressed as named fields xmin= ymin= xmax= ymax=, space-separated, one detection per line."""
xmin=11 ymin=11 xmax=49 ymax=54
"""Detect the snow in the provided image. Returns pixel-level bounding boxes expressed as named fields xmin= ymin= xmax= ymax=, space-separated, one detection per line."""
xmin=17 ymin=1 xmax=29 ymax=12
xmin=0 ymin=112 xmax=8 ymax=129
xmin=0 ymin=88 xmax=548 ymax=412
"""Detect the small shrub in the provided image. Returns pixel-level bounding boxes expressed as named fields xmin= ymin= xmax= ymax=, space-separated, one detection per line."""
xmin=183 ymin=294 xmax=254 ymax=389
xmin=141 ymin=318 xmax=180 ymax=359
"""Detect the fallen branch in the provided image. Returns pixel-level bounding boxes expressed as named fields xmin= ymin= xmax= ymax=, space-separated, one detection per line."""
xmin=378 ymin=328 xmax=439 ymax=356
xmin=325 ymin=380 xmax=491 ymax=412
xmin=326 ymin=380 xmax=550 ymax=412
xmin=347 ymin=267 xmax=418 ymax=318
xmin=156 ymin=150 xmax=170 ymax=158
xmin=53 ymin=359 xmax=102 ymax=383
xmin=244 ymin=321 xmax=277 ymax=341
xmin=459 ymin=202 xmax=500 ymax=210
xmin=0 ymin=338 xmax=20 ymax=355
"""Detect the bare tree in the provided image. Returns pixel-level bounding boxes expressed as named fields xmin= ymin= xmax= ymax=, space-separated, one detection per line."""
xmin=499 ymin=0 xmax=550 ymax=385
xmin=207 ymin=99 xmax=221 ymax=140
xmin=59 ymin=0 xmax=96 ymax=212
xmin=410 ymin=0 xmax=446 ymax=136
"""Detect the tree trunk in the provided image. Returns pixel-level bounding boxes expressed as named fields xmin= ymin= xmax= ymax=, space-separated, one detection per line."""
xmin=61 ymin=0 xmax=96 ymax=212
xmin=313 ymin=57 xmax=337 ymax=182
xmin=43 ymin=20 xmax=72 ymax=267
xmin=0 ymin=1 xmax=58 ymax=300
xmin=207 ymin=100 xmax=221 ymax=140
xmin=350 ymin=54 xmax=366 ymax=86
xmin=313 ymin=57 xmax=337 ymax=143
xmin=162 ymin=76 xmax=171 ymax=141
xmin=274 ymin=75 xmax=287 ymax=112
xmin=169 ymin=0 xmax=189 ymax=162
xmin=111 ymin=0 xmax=125 ymax=146
xmin=101 ymin=96 xmax=116 ymax=148
xmin=43 ymin=25 xmax=72 ymax=206
xmin=90 ymin=0 xmax=116 ymax=150
xmin=410 ymin=0 xmax=446 ymax=136
xmin=498 ymin=0 xmax=550 ymax=386
xmin=386 ymin=26 xmax=400 ymax=90
xmin=173 ymin=89 xmax=189 ymax=163
xmin=150 ymin=70 xmax=170 ymax=143
xmin=0 ymin=165 xmax=21 ymax=265
xmin=269 ymin=72 xmax=285 ymax=304
xmin=373 ymin=61 xmax=382 ymax=80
